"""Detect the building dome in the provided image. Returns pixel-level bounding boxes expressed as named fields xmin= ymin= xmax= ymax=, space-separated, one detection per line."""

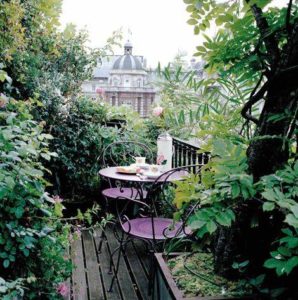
xmin=112 ymin=41 xmax=143 ymax=71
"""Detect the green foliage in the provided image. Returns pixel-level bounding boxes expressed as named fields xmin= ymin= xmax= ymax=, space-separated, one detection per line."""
xmin=174 ymin=138 xmax=254 ymax=238
xmin=183 ymin=0 xmax=290 ymax=80
xmin=0 ymin=99 xmax=71 ymax=298
xmin=50 ymin=97 xmax=152 ymax=200
xmin=155 ymin=65 xmax=256 ymax=140
xmin=258 ymin=162 xmax=298 ymax=276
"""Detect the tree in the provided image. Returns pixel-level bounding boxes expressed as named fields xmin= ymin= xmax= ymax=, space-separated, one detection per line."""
xmin=184 ymin=0 xmax=298 ymax=287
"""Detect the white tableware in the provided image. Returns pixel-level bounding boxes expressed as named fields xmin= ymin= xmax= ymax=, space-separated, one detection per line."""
xmin=116 ymin=166 xmax=138 ymax=174
xmin=130 ymin=163 xmax=149 ymax=169
xmin=135 ymin=157 xmax=146 ymax=164
xmin=144 ymin=171 xmax=161 ymax=179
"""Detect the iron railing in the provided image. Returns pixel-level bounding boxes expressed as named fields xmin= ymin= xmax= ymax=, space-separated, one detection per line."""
xmin=172 ymin=137 xmax=209 ymax=169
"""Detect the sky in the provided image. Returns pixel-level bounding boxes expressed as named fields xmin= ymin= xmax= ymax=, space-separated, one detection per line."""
xmin=60 ymin=0 xmax=285 ymax=68
xmin=59 ymin=0 xmax=204 ymax=68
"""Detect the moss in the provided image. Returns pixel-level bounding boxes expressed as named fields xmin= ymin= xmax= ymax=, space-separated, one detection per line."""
xmin=168 ymin=253 xmax=251 ymax=297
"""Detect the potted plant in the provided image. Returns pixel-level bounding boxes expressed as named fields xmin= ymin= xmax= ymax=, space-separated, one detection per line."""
xmin=154 ymin=252 xmax=255 ymax=300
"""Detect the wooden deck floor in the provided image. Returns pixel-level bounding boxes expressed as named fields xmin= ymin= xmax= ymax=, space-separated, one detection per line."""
xmin=70 ymin=226 xmax=151 ymax=300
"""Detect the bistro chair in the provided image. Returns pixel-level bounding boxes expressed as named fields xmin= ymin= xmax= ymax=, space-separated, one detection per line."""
xmin=108 ymin=164 xmax=203 ymax=295
xmin=97 ymin=141 xmax=154 ymax=252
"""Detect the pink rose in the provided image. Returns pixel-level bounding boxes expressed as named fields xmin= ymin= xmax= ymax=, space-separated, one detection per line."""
xmin=56 ymin=282 xmax=69 ymax=297
xmin=152 ymin=106 xmax=163 ymax=117
xmin=96 ymin=87 xmax=105 ymax=95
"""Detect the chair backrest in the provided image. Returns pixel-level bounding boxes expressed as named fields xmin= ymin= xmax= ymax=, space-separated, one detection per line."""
xmin=115 ymin=164 xmax=204 ymax=243
xmin=101 ymin=141 xmax=154 ymax=168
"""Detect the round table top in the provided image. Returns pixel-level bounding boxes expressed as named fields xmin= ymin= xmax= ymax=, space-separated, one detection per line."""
xmin=98 ymin=167 xmax=188 ymax=183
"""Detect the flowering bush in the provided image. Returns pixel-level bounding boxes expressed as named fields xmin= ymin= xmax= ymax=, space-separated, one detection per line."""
xmin=0 ymin=99 xmax=71 ymax=299
xmin=152 ymin=106 xmax=164 ymax=117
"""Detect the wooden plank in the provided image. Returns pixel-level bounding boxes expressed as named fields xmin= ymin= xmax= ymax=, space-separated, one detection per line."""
xmin=94 ymin=228 xmax=122 ymax=300
xmin=132 ymin=240 xmax=150 ymax=276
xmin=105 ymin=229 xmax=138 ymax=300
xmin=125 ymin=240 xmax=150 ymax=300
xmin=71 ymin=237 xmax=88 ymax=300
xmin=82 ymin=230 xmax=105 ymax=300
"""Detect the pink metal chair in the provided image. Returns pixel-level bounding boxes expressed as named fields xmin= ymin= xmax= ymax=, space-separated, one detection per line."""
xmin=108 ymin=164 xmax=203 ymax=295
xmin=97 ymin=141 xmax=153 ymax=252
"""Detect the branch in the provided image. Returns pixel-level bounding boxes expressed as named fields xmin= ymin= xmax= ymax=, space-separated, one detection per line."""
xmin=286 ymin=0 xmax=293 ymax=34
xmin=241 ymin=74 xmax=268 ymax=124
xmin=247 ymin=1 xmax=280 ymax=71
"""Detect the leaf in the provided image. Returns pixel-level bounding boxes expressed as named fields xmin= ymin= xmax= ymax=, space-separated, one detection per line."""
xmin=285 ymin=214 xmax=298 ymax=228
xmin=290 ymin=204 xmax=298 ymax=218
xmin=284 ymin=256 xmax=298 ymax=275
xmin=5 ymin=177 xmax=15 ymax=189
xmin=196 ymin=46 xmax=206 ymax=52
xmin=261 ymin=190 xmax=276 ymax=201
xmin=187 ymin=19 xmax=198 ymax=25
xmin=189 ymin=219 xmax=206 ymax=230
xmin=263 ymin=202 xmax=275 ymax=211
xmin=206 ymin=220 xmax=217 ymax=233
xmin=216 ymin=212 xmax=232 ymax=226
xmin=40 ymin=208 xmax=52 ymax=217
xmin=264 ymin=258 xmax=283 ymax=269
xmin=3 ymin=260 xmax=9 ymax=268
xmin=231 ymin=182 xmax=240 ymax=198
xmin=14 ymin=206 xmax=24 ymax=218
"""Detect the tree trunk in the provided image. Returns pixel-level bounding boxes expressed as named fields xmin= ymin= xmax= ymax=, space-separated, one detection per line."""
xmin=213 ymin=18 xmax=298 ymax=280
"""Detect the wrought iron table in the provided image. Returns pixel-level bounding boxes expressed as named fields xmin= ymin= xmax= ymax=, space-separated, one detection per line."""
xmin=99 ymin=166 xmax=188 ymax=200
xmin=99 ymin=166 xmax=188 ymax=182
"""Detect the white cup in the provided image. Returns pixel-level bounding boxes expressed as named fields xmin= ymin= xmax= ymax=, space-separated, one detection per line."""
xmin=135 ymin=157 xmax=146 ymax=165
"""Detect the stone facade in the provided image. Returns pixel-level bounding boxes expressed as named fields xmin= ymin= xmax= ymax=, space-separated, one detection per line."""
xmin=81 ymin=41 xmax=156 ymax=117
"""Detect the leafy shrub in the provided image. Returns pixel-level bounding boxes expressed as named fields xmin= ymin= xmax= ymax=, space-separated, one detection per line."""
xmin=49 ymin=97 xmax=154 ymax=201
xmin=0 ymin=99 xmax=71 ymax=299
xmin=259 ymin=162 xmax=298 ymax=276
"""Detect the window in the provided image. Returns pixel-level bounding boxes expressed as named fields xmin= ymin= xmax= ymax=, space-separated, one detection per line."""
xmin=137 ymin=78 xmax=142 ymax=87
xmin=92 ymin=84 xmax=96 ymax=92
xmin=124 ymin=78 xmax=130 ymax=87
xmin=112 ymin=96 xmax=116 ymax=106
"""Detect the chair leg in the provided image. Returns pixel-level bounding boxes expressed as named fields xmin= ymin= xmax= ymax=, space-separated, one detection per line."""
xmin=148 ymin=248 xmax=155 ymax=296
xmin=97 ymin=228 xmax=106 ymax=254
xmin=98 ymin=195 xmax=110 ymax=254
xmin=108 ymin=245 xmax=121 ymax=274
xmin=108 ymin=232 xmax=124 ymax=292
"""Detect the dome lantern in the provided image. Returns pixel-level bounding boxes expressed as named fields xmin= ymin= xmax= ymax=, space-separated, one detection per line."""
xmin=124 ymin=40 xmax=133 ymax=55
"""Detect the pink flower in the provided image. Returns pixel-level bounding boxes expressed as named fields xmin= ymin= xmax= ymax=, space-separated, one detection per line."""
xmin=0 ymin=93 xmax=8 ymax=108
xmin=56 ymin=282 xmax=69 ymax=297
xmin=152 ymin=106 xmax=163 ymax=117
xmin=96 ymin=87 xmax=105 ymax=95
xmin=157 ymin=154 xmax=166 ymax=165
xmin=53 ymin=195 xmax=63 ymax=203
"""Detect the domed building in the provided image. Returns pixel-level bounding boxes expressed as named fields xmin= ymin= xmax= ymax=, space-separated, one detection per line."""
xmin=81 ymin=41 xmax=156 ymax=117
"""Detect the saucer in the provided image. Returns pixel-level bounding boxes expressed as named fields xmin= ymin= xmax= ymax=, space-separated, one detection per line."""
xmin=144 ymin=171 xmax=161 ymax=179
xmin=131 ymin=163 xmax=149 ymax=169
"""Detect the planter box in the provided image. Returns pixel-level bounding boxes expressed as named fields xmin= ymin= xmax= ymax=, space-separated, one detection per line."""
xmin=154 ymin=253 xmax=255 ymax=300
